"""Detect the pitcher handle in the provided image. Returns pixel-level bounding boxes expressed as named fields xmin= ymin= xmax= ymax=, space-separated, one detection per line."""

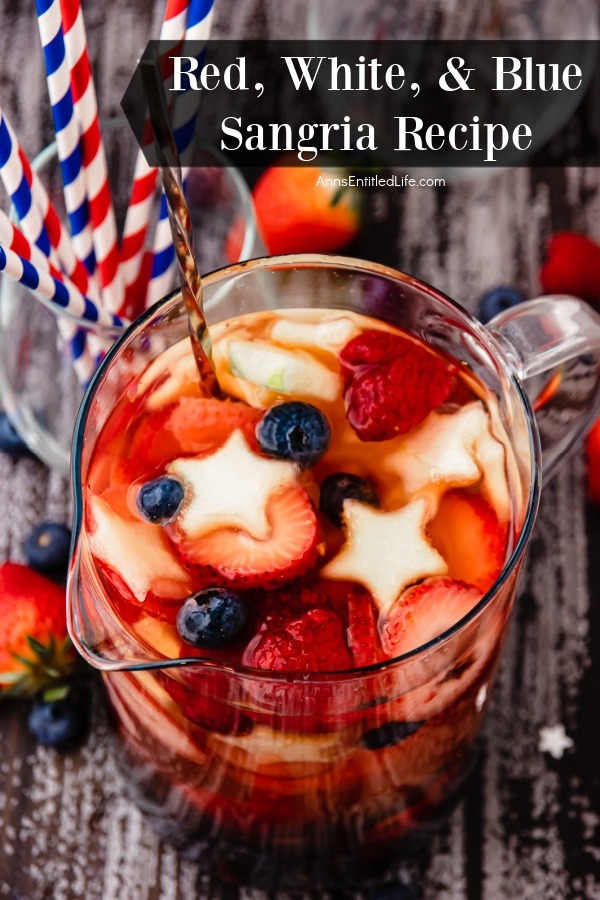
xmin=487 ymin=295 xmax=600 ymax=479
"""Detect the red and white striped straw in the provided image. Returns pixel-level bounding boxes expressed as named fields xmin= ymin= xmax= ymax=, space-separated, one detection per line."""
xmin=59 ymin=0 xmax=124 ymax=313
xmin=35 ymin=0 xmax=96 ymax=279
xmin=119 ymin=0 xmax=189 ymax=301
xmin=0 ymin=207 xmax=62 ymax=279
xmin=145 ymin=0 xmax=216 ymax=310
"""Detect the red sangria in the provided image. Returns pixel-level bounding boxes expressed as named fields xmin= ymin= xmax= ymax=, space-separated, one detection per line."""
xmin=74 ymin=299 xmax=523 ymax=887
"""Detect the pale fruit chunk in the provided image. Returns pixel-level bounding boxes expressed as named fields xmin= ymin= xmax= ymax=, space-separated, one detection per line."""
xmin=208 ymin=724 xmax=355 ymax=770
xmin=321 ymin=497 xmax=447 ymax=617
xmin=390 ymin=403 xmax=486 ymax=495
xmin=388 ymin=401 xmax=510 ymax=520
xmin=228 ymin=340 xmax=342 ymax=402
xmin=88 ymin=496 xmax=191 ymax=603
xmin=475 ymin=426 xmax=511 ymax=523
xmin=137 ymin=339 xmax=198 ymax=411
xmin=169 ymin=430 xmax=299 ymax=540
xmin=271 ymin=316 xmax=359 ymax=352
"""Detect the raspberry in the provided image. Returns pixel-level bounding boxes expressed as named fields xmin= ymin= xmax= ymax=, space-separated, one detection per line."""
xmin=244 ymin=607 xmax=352 ymax=672
xmin=340 ymin=330 xmax=456 ymax=442
xmin=540 ymin=232 xmax=600 ymax=303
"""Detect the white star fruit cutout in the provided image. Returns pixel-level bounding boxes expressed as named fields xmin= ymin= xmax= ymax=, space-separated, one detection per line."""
xmin=321 ymin=497 xmax=448 ymax=616
xmin=88 ymin=497 xmax=191 ymax=603
xmin=168 ymin=430 xmax=299 ymax=540
xmin=388 ymin=401 xmax=511 ymax=521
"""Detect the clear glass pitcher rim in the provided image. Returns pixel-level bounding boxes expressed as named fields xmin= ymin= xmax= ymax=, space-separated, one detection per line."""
xmin=69 ymin=253 xmax=541 ymax=678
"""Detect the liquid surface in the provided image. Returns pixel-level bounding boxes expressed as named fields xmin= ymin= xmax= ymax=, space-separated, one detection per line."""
xmin=84 ymin=307 xmax=516 ymax=672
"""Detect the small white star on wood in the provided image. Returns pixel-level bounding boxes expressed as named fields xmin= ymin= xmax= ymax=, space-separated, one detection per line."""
xmin=538 ymin=724 xmax=574 ymax=760
xmin=169 ymin=430 xmax=299 ymax=540
xmin=321 ymin=497 xmax=447 ymax=616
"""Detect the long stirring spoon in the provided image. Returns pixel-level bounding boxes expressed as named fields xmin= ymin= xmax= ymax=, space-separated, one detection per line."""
xmin=140 ymin=55 xmax=220 ymax=397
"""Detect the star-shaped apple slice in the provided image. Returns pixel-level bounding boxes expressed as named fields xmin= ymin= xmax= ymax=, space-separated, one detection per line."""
xmin=168 ymin=430 xmax=299 ymax=540
xmin=88 ymin=497 xmax=191 ymax=603
xmin=321 ymin=497 xmax=448 ymax=616
xmin=389 ymin=402 xmax=486 ymax=495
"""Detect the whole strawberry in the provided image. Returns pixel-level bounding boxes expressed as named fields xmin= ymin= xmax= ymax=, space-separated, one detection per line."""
xmin=0 ymin=562 xmax=77 ymax=699
xmin=227 ymin=161 xmax=362 ymax=259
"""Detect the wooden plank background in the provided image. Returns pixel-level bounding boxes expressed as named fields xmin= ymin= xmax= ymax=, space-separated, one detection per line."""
xmin=0 ymin=1 xmax=599 ymax=897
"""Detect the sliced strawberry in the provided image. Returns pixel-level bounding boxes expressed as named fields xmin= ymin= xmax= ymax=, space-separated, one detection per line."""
xmin=244 ymin=607 xmax=351 ymax=672
xmin=347 ymin=587 xmax=383 ymax=667
xmin=128 ymin=398 xmax=261 ymax=474
xmin=168 ymin=485 xmax=320 ymax=589
xmin=428 ymin=490 xmax=507 ymax=593
xmin=381 ymin=577 xmax=482 ymax=657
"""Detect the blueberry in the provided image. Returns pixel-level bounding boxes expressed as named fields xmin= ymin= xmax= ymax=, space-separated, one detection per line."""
xmin=319 ymin=472 xmax=379 ymax=526
xmin=361 ymin=720 xmax=424 ymax=750
xmin=177 ymin=588 xmax=249 ymax=649
xmin=28 ymin=688 xmax=89 ymax=749
xmin=477 ymin=286 xmax=525 ymax=324
xmin=256 ymin=402 xmax=331 ymax=470
xmin=137 ymin=476 xmax=185 ymax=524
xmin=23 ymin=522 xmax=72 ymax=574
xmin=0 ymin=411 xmax=30 ymax=460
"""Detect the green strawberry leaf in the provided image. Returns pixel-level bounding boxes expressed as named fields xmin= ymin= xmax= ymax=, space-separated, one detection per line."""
xmin=43 ymin=684 xmax=70 ymax=703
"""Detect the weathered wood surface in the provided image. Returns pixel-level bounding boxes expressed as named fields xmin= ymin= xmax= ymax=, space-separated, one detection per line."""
xmin=1 ymin=2 xmax=599 ymax=897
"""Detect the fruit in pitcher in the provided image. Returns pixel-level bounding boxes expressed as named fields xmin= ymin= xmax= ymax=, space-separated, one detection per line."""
xmin=171 ymin=484 xmax=320 ymax=588
xmin=244 ymin=606 xmax=352 ymax=672
xmin=322 ymin=498 xmax=447 ymax=616
xmin=339 ymin=330 xmax=456 ymax=441
xmin=228 ymin=340 xmax=342 ymax=402
xmin=361 ymin=720 xmax=424 ymax=750
xmin=137 ymin=477 xmax=185 ymax=524
xmin=346 ymin=588 xmax=383 ymax=667
xmin=0 ymin=563 xmax=77 ymax=698
xmin=256 ymin=401 xmax=331 ymax=470
xmin=381 ymin=577 xmax=482 ymax=657
xmin=319 ymin=473 xmax=379 ymax=527
xmin=428 ymin=490 xmax=506 ymax=592
xmin=176 ymin=588 xmax=249 ymax=649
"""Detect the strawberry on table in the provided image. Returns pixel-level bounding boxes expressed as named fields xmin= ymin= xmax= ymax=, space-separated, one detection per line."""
xmin=241 ymin=162 xmax=362 ymax=256
xmin=0 ymin=562 xmax=77 ymax=698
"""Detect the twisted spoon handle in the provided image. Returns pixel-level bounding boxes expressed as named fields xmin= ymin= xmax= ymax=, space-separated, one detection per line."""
xmin=140 ymin=55 xmax=220 ymax=396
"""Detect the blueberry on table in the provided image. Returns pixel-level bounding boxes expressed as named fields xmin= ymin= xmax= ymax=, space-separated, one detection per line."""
xmin=23 ymin=522 xmax=72 ymax=575
xmin=0 ymin=411 xmax=31 ymax=460
xmin=361 ymin=720 xmax=424 ymax=750
xmin=137 ymin=476 xmax=185 ymax=524
xmin=256 ymin=401 xmax=331 ymax=470
xmin=27 ymin=686 xmax=90 ymax=749
xmin=477 ymin=286 xmax=524 ymax=324
xmin=177 ymin=588 xmax=249 ymax=649
xmin=319 ymin=472 xmax=379 ymax=527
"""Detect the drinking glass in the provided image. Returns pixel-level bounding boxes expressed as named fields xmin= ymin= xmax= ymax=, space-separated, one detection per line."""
xmin=0 ymin=120 xmax=260 ymax=475
xmin=68 ymin=255 xmax=600 ymax=891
